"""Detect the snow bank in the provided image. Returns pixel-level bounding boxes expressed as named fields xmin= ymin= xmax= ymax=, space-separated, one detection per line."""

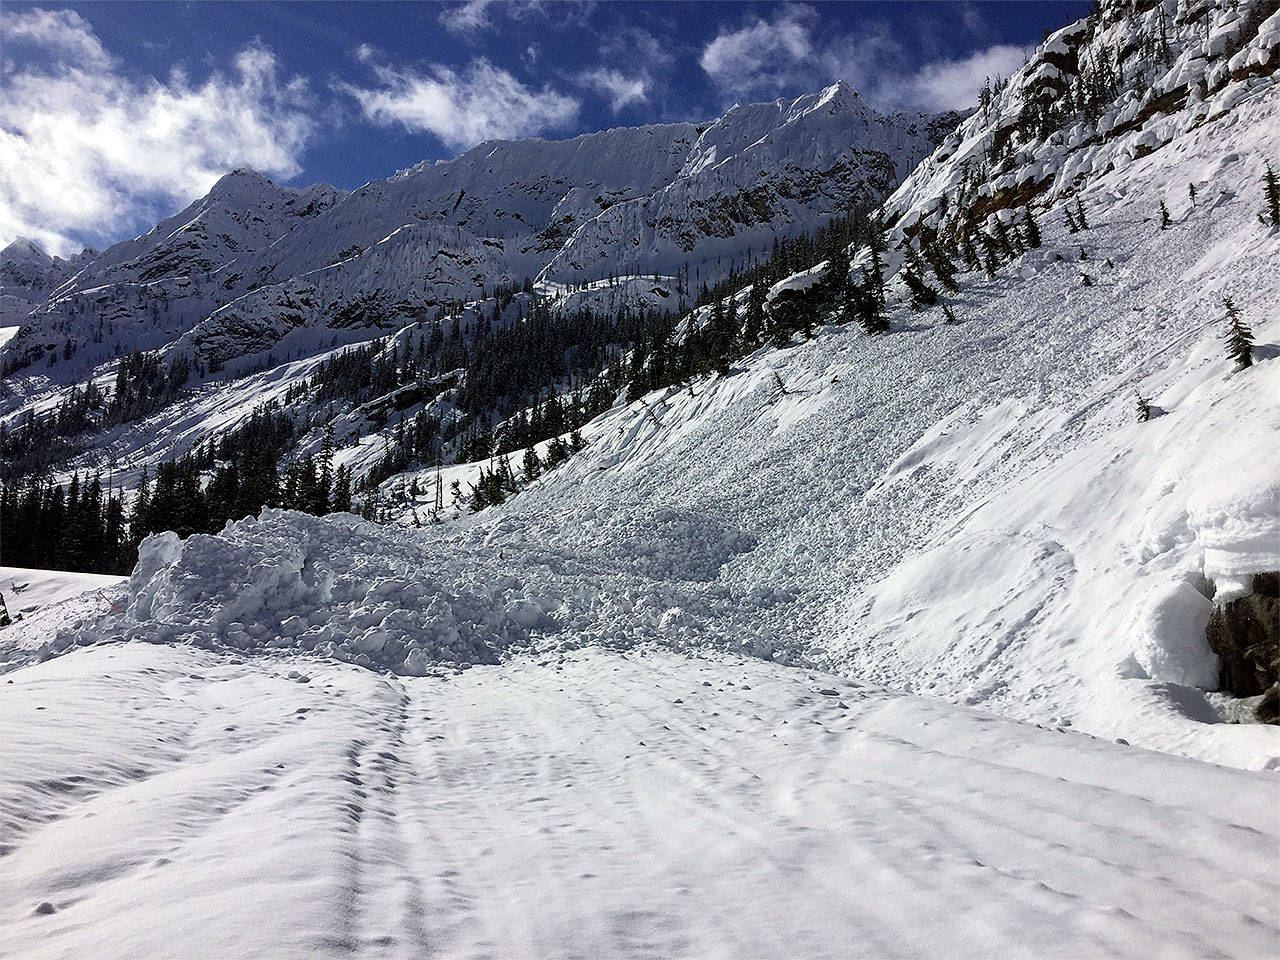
xmin=48 ymin=504 xmax=779 ymax=673
xmin=1188 ymin=469 xmax=1280 ymax=601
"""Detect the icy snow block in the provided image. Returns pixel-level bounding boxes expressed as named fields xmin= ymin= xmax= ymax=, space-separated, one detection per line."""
xmin=1134 ymin=581 xmax=1219 ymax=690
xmin=1189 ymin=473 xmax=1280 ymax=602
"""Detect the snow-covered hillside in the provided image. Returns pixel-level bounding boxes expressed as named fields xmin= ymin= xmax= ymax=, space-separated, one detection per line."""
xmin=2 ymin=1 xmax=1279 ymax=954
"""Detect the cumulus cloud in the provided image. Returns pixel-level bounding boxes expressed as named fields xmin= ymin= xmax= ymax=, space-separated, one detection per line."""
xmin=341 ymin=57 xmax=579 ymax=151
xmin=907 ymin=44 xmax=1027 ymax=111
xmin=698 ymin=4 xmax=1026 ymax=113
xmin=698 ymin=6 xmax=815 ymax=98
xmin=577 ymin=68 xmax=648 ymax=113
xmin=0 ymin=8 xmax=314 ymax=257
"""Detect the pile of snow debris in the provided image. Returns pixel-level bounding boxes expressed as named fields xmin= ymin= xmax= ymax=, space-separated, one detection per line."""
xmin=49 ymin=508 xmax=781 ymax=674
xmin=50 ymin=511 xmax=546 ymax=673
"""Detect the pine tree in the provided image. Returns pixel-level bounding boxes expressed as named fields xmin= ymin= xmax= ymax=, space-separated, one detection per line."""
xmin=980 ymin=233 xmax=1000 ymax=277
xmin=902 ymin=269 xmax=940 ymax=310
xmin=318 ymin=424 xmax=335 ymax=513
xmin=331 ymin=466 xmax=353 ymax=513
xmin=1159 ymin=200 xmax=1170 ymax=230
xmin=1022 ymin=208 xmax=1042 ymax=248
xmin=993 ymin=218 xmax=1020 ymax=258
xmin=1135 ymin=391 xmax=1152 ymax=422
xmin=855 ymin=278 xmax=890 ymax=334
xmin=522 ymin=446 xmax=542 ymax=482
xmin=1264 ymin=161 xmax=1280 ymax=227
xmin=1222 ymin=297 xmax=1254 ymax=368
xmin=1075 ymin=197 xmax=1089 ymax=230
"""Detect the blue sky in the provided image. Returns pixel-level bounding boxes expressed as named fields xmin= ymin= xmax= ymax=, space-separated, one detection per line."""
xmin=0 ymin=1 xmax=1089 ymax=256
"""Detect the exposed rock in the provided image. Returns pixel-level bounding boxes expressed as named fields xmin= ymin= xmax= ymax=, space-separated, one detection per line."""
xmin=1206 ymin=572 xmax=1280 ymax=722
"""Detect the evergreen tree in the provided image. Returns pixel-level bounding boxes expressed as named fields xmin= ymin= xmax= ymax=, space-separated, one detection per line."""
xmin=318 ymin=424 xmax=335 ymax=513
xmin=1159 ymin=200 xmax=1171 ymax=230
xmin=993 ymin=218 xmax=1019 ymax=259
xmin=902 ymin=269 xmax=940 ymax=310
xmin=331 ymin=466 xmax=353 ymax=513
xmin=522 ymin=446 xmax=542 ymax=482
xmin=855 ymin=277 xmax=889 ymax=334
xmin=1074 ymin=197 xmax=1089 ymax=230
xmin=1265 ymin=161 xmax=1280 ymax=227
xmin=1222 ymin=297 xmax=1254 ymax=368
xmin=1135 ymin=391 xmax=1152 ymax=422
xmin=1022 ymin=208 xmax=1042 ymax=248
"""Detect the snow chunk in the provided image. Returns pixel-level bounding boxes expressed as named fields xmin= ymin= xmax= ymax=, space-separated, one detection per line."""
xmin=1133 ymin=580 xmax=1219 ymax=690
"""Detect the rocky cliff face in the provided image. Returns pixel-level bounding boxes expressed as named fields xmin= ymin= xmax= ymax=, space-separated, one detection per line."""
xmin=1207 ymin=572 xmax=1279 ymax=720
xmin=881 ymin=0 xmax=1280 ymax=243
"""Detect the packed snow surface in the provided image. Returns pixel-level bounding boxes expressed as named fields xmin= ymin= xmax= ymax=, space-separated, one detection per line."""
xmin=2 ymin=644 xmax=1277 ymax=959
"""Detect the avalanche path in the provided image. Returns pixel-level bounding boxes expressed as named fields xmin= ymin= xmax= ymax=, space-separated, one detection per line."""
xmin=2 ymin=643 xmax=1276 ymax=959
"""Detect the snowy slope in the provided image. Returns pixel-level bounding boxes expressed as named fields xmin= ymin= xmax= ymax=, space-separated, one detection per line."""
xmin=3 ymin=643 xmax=1276 ymax=959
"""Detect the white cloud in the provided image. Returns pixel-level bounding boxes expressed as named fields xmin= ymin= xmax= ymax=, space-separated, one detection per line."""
xmin=907 ymin=44 xmax=1027 ymax=111
xmin=0 ymin=8 xmax=314 ymax=257
xmin=438 ymin=0 xmax=549 ymax=36
xmin=1 ymin=7 xmax=111 ymax=69
xmin=342 ymin=57 xmax=579 ymax=151
xmin=440 ymin=0 xmax=498 ymax=34
xmin=699 ymin=6 xmax=815 ymax=98
xmin=577 ymin=68 xmax=648 ymax=113
xmin=698 ymin=5 xmax=1026 ymax=113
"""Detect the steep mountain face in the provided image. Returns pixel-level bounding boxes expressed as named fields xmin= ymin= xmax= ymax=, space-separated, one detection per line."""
xmin=540 ymin=87 xmax=957 ymax=280
xmin=1 ymin=83 xmax=953 ymax=380
xmin=0 ymin=170 xmax=345 ymax=379
xmin=0 ymin=238 xmax=88 ymax=329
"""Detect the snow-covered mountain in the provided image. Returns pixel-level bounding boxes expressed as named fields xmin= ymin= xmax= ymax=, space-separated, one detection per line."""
xmin=2 ymin=1 xmax=1280 ymax=954
xmin=1 ymin=83 xmax=956 ymax=379
xmin=0 ymin=238 xmax=90 ymax=331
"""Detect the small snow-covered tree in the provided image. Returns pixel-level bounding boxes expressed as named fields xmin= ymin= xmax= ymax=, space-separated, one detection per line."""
xmin=1222 ymin=297 xmax=1254 ymax=368
xmin=1135 ymin=391 xmax=1152 ymax=422
xmin=1159 ymin=200 xmax=1171 ymax=230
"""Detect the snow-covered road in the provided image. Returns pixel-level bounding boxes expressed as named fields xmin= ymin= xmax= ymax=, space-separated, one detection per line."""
xmin=3 ymin=643 xmax=1276 ymax=959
